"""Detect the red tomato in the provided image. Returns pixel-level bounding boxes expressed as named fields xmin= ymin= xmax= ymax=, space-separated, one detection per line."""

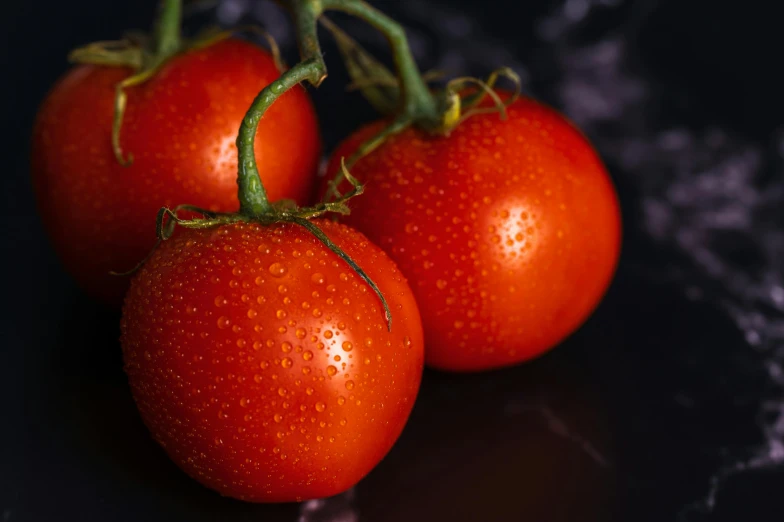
xmin=120 ymin=220 xmax=424 ymax=502
xmin=323 ymin=96 xmax=621 ymax=372
xmin=32 ymin=38 xmax=321 ymax=304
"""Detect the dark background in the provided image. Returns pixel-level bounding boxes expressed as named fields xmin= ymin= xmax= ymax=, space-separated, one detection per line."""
xmin=3 ymin=0 xmax=784 ymax=521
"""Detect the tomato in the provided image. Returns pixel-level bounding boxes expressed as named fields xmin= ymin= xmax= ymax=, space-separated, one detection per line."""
xmin=323 ymin=96 xmax=621 ymax=372
xmin=32 ymin=38 xmax=321 ymax=304
xmin=120 ymin=219 xmax=424 ymax=502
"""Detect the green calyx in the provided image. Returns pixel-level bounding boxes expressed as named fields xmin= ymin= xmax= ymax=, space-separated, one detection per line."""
xmin=321 ymin=14 xmax=522 ymax=136
xmin=68 ymin=0 xmax=184 ymax=166
xmin=147 ymin=162 xmax=393 ymax=332
xmin=315 ymin=3 xmax=521 ymax=203
xmin=68 ymin=0 xmax=287 ymax=168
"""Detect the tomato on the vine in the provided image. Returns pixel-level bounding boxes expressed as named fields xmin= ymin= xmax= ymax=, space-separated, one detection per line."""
xmin=121 ymin=220 xmax=424 ymax=502
xmin=32 ymin=38 xmax=321 ymax=304
xmin=323 ymin=95 xmax=621 ymax=372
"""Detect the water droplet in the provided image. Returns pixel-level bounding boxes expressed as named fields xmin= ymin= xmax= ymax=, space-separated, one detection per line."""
xmin=268 ymin=263 xmax=286 ymax=277
xmin=315 ymin=402 xmax=326 ymax=412
xmin=405 ymin=222 xmax=417 ymax=234
xmin=342 ymin=341 xmax=353 ymax=352
xmin=281 ymin=357 xmax=293 ymax=369
xmin=306 ymin=387 xmax=314 ymax=396
xmin=302 ymin=350 xmax=313 ymax=361
xmin=186 ymin=304 xmax=197 ymax=315
xmin=260 ymin=360 xmax=270 ymax=369
xmin=237 ymin=338 xmax=246 ymax=348
xmin=281 ymin=342 xmax=292 ymax=353
xmin=240 ymin=397 xmax=250 ymax=407
xmin=337 ymin=396 xmax=346 ymax=406
xmin=214 ymin=296 xmax=228 ymax=307
xmin=454 ymin=320 xmax=465 ymax=329
xmin=312 ymin=308 xmax=322 ymax=318
xmin=276 ymin=309 xmax=287 ymax=320
xmin=302 ymin=367 xmax=311 ymax=375
xmin=274 ymin=413 xmax=283 ymax=423
xmin=340 ymin=418 xmax=347 ymax=426
xmin=326 ymin=365 xmax=337 ymax=377
xmin=436 ymin=279 xmax=447 ymax=290
xmin=217 ymin=316 xmax=231 ymax=329
xmin=311 ymin=273 xmax=325 ymax=285
xmin=277 ymin=387 xmax=287 ymax=397
xmin=253 ymin=374 xmax=262 ymax=383
xmin=247 ymin=309 xmax=257 ymax=319
xmin=345 ymin=380 xmax=355 ymax=390
xmin=403 ymin=336 xmax=412 ymax=348
xmin=324 ymin=330 xmax=333 ymax=339
xmin=295 ymin=327 xmax=307 ymax=339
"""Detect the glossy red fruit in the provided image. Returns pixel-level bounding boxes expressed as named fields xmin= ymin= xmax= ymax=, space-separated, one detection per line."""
xmin=121 ymin=220 xmax=424 ymax=502
xmin=323 ymin=96 xmax=621 ymax=372
xmin=32 ymin=38 xmax=321 ymax=304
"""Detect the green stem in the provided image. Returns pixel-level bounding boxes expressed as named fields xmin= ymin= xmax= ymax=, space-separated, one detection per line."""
xmin=321 ymin=0 xmax=440 ymax=125
xmin=154 ymin=0 xmax=182 ymax=59
xmin=237 ymin=0 xmax=327 ymax=217
xmin=238 ymin=0 xmax=441 ymax=215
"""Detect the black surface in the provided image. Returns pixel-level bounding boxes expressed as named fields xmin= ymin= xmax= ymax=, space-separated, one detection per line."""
xmin=5 ymin=0 xmax=784 ymax=521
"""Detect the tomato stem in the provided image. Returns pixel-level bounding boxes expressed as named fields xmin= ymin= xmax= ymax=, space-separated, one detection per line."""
xmin=236 ymin=1 xmax=328 ymax=216
xmin=319 ymin=0 xmax=440 ymax=126
xmin=154 ymin=0 xmax=183 ymax=60
xmin=240 ymin=0 xmax=443 ymax=211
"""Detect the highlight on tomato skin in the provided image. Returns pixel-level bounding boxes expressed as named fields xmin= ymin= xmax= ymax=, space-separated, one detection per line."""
xmin=31 ymin=38 xmax=321 ymax=305
xmin=323 ymin=95 xmax=622 ymax=372
xmin=120 ymin=220 xmax=425 ymax=502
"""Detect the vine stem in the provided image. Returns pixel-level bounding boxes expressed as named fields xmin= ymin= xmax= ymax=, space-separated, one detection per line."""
xmin=238 ymin=0 xmax=441 ymax=214
xmin=236 ymin=0 xmax=327 ymax=216
xmin=321 ymin=0 xmax=440 ymax=125
xmin=154 ymin=0 xmax=183 ymax=60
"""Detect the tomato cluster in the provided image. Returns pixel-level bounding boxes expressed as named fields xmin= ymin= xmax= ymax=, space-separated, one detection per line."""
xmin=32 ymin=0 xmax=620 ymax=505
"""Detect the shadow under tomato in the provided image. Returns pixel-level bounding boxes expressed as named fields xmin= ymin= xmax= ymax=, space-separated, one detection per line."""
xmin=352 ymin=347 xmax=617 ymax=522
xmin=27 ymin=285 xmax=298 ymax=521
xmin=23 ymin=237 xmax=770 ymax=522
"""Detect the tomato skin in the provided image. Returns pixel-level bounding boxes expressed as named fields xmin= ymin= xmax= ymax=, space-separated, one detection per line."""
xmin=120 ymin=220 xmax=424 ymax=502
xmin=32 ymin=39 xmax=321 ymax=304
xmin=323 ymin=96 xmax=621 ymax=372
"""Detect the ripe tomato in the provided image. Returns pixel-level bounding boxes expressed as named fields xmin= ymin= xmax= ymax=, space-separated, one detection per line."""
xmin=323 ymin=96 xmax=621 ymax=372
xmin=32 ymin=38 xmax=321 ymax=304
xmin=120 ymin=220 xmax=424 ymax=502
